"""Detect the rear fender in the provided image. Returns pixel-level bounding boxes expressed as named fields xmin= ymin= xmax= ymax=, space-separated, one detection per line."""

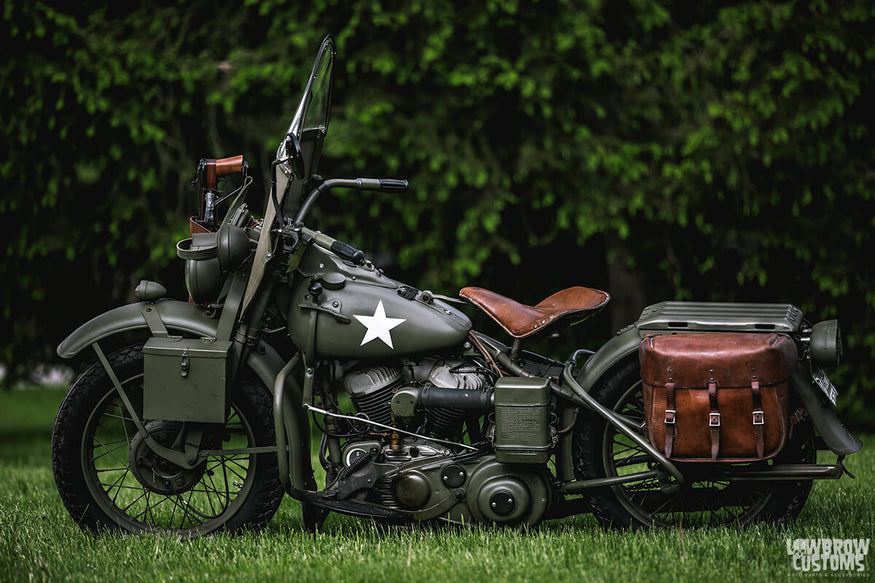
xmin=790 ymin=368 xmax=862 ymax=456
xmin=574 ymin=324 xmax=641 ymax=392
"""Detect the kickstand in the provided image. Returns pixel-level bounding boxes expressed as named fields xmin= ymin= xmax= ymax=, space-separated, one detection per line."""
xmin=302 ymin=502 xmax=330 ymax=532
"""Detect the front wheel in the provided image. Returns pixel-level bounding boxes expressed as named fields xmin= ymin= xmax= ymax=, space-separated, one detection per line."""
xmin=573 ymin=356 xmax=815 ymax=529
xmin=51 ymin=344 xmax=284 ymax=536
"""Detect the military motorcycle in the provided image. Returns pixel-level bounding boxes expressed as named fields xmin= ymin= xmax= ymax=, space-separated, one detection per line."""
xmin=51 ymin=36 xmax=861 ymax=536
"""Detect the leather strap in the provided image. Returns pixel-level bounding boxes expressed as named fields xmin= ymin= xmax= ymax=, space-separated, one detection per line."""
xmin=664 ymin=381 xmax=676 ymax=458
xmin=708 ymin=379 xmax=720 ymax=460
xmin=751 ymin=378 xmax=765 ymax=457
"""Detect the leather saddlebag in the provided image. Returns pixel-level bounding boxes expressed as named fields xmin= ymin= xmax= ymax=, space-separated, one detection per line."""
xmin=640 ymin=332 xmax=796 ymax=462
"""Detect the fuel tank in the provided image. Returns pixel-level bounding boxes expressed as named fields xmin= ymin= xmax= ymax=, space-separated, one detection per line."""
xmin=286 ymin=243 xmax=472 ymax=358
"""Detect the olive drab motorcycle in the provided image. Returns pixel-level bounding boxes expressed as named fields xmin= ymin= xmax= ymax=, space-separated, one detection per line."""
xmin=51 ymin=36 xmax=861 ymax=536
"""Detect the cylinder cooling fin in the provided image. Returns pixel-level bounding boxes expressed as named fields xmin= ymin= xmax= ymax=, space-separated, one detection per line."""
xmin=343 ymin=359 xmax=494 ymax=442
xmin=342 ymin=366 xmax=404 ymax=427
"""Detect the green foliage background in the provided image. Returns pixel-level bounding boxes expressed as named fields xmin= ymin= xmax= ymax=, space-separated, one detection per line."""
xmin=2 ymin=1 xmax=873 ymax=427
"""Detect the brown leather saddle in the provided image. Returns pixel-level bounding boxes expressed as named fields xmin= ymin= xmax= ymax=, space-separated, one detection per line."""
xmin=459 ymin=286 xmax=610 ymax=339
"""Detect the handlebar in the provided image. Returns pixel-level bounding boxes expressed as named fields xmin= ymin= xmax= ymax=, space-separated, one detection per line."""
xmin=362 ymin=178 xmax=409 ymax=193
xmin=324 ymin=178 xmax=408 ymax=194
xmin=293 ymin=177 xmax=409 ymax=224
xmin=272 ymin=176 xmax=409 ymax=266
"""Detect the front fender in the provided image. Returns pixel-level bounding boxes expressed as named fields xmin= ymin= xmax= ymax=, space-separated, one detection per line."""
xmin=57 ymin=299 xmax=220 ymax=359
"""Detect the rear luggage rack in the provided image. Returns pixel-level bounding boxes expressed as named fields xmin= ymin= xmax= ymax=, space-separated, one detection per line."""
xmin=636 ymin=302 xmax=804 ymax=333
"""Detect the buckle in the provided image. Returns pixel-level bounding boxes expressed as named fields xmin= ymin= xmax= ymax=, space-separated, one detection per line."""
xmin=709 ymin=412 xmax=721 ymax=427
xmin=752 ymin=410 xmax=765 ymax=426
xmin=664 ymin=409 xmax=676 ymax=425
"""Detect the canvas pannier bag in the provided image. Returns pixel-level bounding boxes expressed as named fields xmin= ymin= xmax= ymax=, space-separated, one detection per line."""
xmin=640 ymin=332 xmax=797 ymax=462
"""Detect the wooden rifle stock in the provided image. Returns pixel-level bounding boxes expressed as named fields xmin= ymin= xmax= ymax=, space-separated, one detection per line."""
xmin=203 ymin=155 xmax=245 ymax=190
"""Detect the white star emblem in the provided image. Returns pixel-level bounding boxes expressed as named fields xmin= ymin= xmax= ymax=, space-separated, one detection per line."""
xmin=353 ymin=300 xmax=406 ymax=349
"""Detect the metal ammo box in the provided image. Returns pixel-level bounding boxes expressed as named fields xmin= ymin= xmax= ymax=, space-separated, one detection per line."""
xmin=143 ymin=336 xmax=231 ymax=423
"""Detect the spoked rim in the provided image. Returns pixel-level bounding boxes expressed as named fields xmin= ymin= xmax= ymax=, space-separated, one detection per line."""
xmin=81 ymin=374 xmax=258 ymax=535
xmin=603 ymin=380 xmax=774 ymax=528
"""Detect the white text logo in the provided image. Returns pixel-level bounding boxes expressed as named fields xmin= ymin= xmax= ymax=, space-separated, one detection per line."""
xmin=786 ymin=538 xmax=870 ymax=573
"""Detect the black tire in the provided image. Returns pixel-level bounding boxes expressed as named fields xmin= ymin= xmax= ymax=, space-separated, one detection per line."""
xmin=573 ymin=356 xmax=815 ymax=530
xmin=51 ymin=344 xmax=284 ymax=536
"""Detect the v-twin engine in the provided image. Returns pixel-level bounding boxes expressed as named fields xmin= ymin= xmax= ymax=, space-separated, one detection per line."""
xmin=342 ymin=359 xmax=491 ymax=441
xmin=331 ymin=359 xmax=550 ymax=525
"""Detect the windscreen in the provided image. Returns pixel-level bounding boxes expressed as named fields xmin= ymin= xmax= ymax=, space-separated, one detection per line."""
xmin=277 ymin=35 xmax=335 ymax=173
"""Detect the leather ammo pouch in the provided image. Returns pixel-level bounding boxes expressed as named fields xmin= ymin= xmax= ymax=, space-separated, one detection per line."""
xmin=640 ymin=333 xmax=796 ymax=462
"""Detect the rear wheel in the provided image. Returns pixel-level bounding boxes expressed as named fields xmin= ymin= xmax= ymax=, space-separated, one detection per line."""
xmin=574 ymin=356 xmax=815 ymax=529
xmin=51 ymin=344 xmax=284 ymax=536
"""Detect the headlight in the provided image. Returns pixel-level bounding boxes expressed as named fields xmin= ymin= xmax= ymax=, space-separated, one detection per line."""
xmin=809 ymin=319 xmax=842 ymax=368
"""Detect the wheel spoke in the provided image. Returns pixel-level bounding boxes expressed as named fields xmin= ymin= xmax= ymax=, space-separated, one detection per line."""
xmin=121 ymin=488 xmax=150 ymax=514
xmin=201 ymin=473 xmax=221 ymax=517
xmin=135 ymin=490 xmax=156 ymax=524
xmin=205 ymin=467 xmax=235 ymax=502
xmin=220 ymin=455 xmax=233 ymax=503
xmin=208 ymin=458 xmax=249 ymax=482
xmin=649 ymin=495 xmax=679 ymax=516
xmin=91 ymin=439 xmax=131 ymax=465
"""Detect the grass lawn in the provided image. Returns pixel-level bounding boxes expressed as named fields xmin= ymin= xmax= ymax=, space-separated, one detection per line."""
xmin=0 ymin=386 xmax=871 ymax=583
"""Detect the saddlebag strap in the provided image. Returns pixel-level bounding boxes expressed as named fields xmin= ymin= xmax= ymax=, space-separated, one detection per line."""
xmin=664 ymin=381 xmax=676 ymax=458
xmin=751 ymin=379 xmax=765 ymax=458
xmin=708 ymin=380 xmax=720 ymax=460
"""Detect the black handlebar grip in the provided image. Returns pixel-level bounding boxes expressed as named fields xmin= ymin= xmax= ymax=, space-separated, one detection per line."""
xmin=330 ymin=240 xmax=365 ymax=265
xmin=379 ymin=179 xmax=409 ymax=193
